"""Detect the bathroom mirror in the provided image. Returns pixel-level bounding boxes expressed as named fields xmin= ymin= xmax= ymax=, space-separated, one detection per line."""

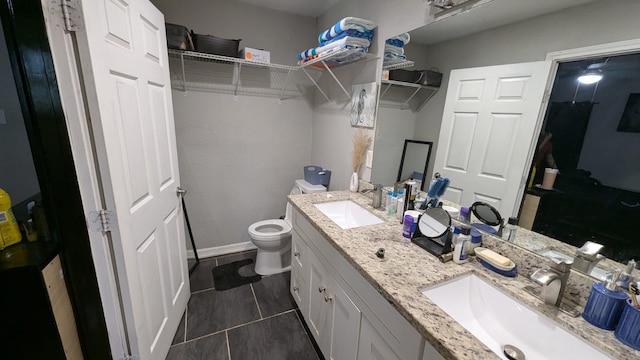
xmin=370 ymin=0 xmax=640 ymax=279
xmin=396 ymin=140 xmax=433 ymax=191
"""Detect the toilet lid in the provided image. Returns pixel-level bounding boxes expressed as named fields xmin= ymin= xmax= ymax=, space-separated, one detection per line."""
xmin=248 ymin=219 xmax=292 ymax=240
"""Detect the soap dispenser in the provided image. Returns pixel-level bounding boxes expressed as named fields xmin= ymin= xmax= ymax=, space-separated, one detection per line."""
xmin=582 ymin=269 xmax=628 ymax=330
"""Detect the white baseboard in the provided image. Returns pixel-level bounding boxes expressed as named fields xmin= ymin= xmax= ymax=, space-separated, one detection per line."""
xmin=187 ymin=241 xmax=257 ymax=260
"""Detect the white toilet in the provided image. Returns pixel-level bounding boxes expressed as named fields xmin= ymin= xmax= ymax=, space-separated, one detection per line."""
xmin=248 ymin=179 xmax=326 ymax=275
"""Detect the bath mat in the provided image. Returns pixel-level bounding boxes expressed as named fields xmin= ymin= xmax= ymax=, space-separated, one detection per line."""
xmin=212 ymin=259 xmax=262 ymax=291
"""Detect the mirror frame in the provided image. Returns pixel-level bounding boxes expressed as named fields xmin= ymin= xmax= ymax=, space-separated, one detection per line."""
xmin=396 ymin=139 xmax=433 ymax=191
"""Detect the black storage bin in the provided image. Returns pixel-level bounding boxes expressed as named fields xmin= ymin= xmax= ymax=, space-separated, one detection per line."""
xmin=191 ymin=31 xmax=241 ymax=57
xmin=165 ymin=23 xmax=194 ymax=51
xmin=389 ymin=69 xmax=442 ymax=87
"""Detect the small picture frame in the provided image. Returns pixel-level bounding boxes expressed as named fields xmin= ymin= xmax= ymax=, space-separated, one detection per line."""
xmin=350 ymin=82 xmax=378 ymax=128
xmin=618 ymin=93 xmax=640 ymax=133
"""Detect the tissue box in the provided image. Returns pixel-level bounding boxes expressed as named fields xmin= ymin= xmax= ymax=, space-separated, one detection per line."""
xmin=239 ymin=47 xmax=270 ymax=63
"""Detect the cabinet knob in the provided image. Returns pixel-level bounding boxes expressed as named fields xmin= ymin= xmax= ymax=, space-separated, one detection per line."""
xmin=318 ymin=286 xmax=326 ymax=293
xmin=294 ymin=251 xmax=300 ymax=257
xmin=324 ymin=295 xmax=333 ymax=302
xmin=293 ymin=286 xmax=299 ymax=292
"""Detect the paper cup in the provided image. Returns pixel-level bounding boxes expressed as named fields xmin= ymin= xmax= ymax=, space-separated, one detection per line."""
xmin=542 ymin=168 xmax=559 ymax=190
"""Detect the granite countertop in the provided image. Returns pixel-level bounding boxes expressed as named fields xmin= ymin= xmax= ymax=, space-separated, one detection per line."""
xmin=288 ymin=191 xmax=636 ymax=360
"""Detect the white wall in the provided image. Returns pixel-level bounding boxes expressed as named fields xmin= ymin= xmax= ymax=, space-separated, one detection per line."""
xmin=416 ymin=0 xmax=640 ymax=180
xmin=0 ymin=22 xmax=40 ymax=204
xmin=152 ymin=0 xmax=317 ymax=250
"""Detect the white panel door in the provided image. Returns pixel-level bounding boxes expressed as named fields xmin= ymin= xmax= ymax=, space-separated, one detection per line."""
xmin=434 ymin=62 xmax=552 ymax=217
xmin=74 ymin=0 xmax=189 ymax=359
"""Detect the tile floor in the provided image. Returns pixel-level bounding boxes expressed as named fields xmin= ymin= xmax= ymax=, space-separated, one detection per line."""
xmin=167 ymin=250 xmax=322 ymax=360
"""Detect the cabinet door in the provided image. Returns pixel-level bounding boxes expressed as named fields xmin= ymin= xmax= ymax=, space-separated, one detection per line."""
xmin=308 ymin=250 xmax=332 ymax=354
xmin=328 ymin=277 xmax=361 ymax=360
xmin=291 ymin=231 xmax=309 ymax=315
xmin=357 ymin=316 xmax=402 ymax=360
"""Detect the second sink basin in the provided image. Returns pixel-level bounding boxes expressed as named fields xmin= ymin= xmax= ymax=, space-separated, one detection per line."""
xmin=314 ymin=200 xmax=383 ymax=229
xmin=422 ymin=273 xmax=612 ymax=360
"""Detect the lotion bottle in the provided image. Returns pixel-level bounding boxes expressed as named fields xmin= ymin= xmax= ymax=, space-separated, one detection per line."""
xmin=453 ymin=227 xmax=471 ymax=264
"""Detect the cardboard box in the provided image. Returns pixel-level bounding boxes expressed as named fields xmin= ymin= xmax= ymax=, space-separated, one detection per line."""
xmin=239 ymin=47 xmax=270 ymax=63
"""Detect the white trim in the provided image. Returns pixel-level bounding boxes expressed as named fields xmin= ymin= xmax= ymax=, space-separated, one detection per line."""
xmin=187 ymin=241 xmax=257 ymax=259
xmin=546 ymin=38 xmax=640 ymax=62
xmin=40 ymin=0 xmax=128 ymax=357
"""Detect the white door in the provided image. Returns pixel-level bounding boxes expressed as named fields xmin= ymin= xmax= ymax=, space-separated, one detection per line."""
xmin=71 ymin=1 xmax=189 ymax=359
xmin=433 ymin=62 xmax=552 ymax=217
xmin=357 ymin=316 xmax=402 ymax=360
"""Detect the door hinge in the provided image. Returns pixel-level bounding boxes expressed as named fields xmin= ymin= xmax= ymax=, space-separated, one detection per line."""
xmin=119 ymin=355 xmax=139 ymax=360
xmin=61 ymin=0 xmax=82 ymax=32
xmin=89 ymin=209 xmax=118 ymax=233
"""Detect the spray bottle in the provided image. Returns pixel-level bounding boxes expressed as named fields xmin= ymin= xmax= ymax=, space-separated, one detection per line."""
xmin=0 ymin=188 xmax=22 ymax=249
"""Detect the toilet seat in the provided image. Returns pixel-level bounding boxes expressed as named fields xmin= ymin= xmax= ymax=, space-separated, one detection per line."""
xmin=248 ymin=219 xmax=292 ymax=241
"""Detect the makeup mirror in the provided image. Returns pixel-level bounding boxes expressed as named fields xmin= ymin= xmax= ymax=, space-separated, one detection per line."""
xmin=470 ymin=202 xmax=505 ymax=237
xmin=417 ymin=207 xmax=451 ymax=238
xmin=412 ymin=207 xmax=452 ymax=257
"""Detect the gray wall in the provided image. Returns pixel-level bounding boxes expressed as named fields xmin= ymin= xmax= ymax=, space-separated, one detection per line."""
xmin=311 ymin=0 xmax=429 ymax=190
xmin=152 ymin=0 xmax=317 ymax=250
xmin=415 ymin=0 xmax=640 ymax=180
xmin=0 ymin=21 xmax=40 ymax=204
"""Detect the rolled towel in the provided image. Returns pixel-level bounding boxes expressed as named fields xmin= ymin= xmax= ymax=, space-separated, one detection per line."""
xmin=318 ymin=17 xmax=376 ymax=43
xmin=389 ymin=32 xmax=410 ymax=45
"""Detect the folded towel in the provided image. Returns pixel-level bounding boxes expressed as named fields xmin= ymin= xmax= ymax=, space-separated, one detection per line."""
xmin=297 ymin=37 xmax=371 ymax=61
xmin=298 ymin=46 xmax=367 ymax=67
xmin=319 ymin=29 xmax=374 ymax=46
xmin=385 ymin=38 xmax=405 ymax=48
xmin=318 ymin=17 xmax=376 ymax=43
xmin=383 ymin=52 xmax=407 ymax=66
xmin=384 ymin=44 xmax=404 ymax=56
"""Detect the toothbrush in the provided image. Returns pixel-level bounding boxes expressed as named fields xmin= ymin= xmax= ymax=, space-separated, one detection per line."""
xmin=630 ymin=283 xmax=640 ymax=309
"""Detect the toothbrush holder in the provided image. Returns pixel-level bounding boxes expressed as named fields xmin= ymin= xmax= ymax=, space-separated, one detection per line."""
xmin=614 ymin=299 xmax=640 ymax=350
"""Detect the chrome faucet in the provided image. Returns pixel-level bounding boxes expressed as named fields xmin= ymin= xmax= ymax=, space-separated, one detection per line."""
xmin=531 ymin=257 xmax=572 ymax=307
xmin=525 ymin=256 xmax=580 ymax=316
xmin=572 ymin=241 xmax=604 ymax=275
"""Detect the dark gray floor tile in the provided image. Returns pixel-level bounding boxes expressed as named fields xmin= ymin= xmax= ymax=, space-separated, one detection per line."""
xmin=171 ymin=311 xmax=186 ymax=345
xmin=252 ymin=272 xmax=296 ymax=317
xmin=166 ymin=332 xmax=228 ymax=360
xmin=186 ymin=286 xmax=260 ymax=340
xmin=217 ymin=250 xmax=257 ymax=265
xmin=189 ymin=258 xmax=217 ymax=293
xmin=217 ymin=250 xmax=258 ymax=277
xmin=227 ymin=311 xmax=320 ymax=360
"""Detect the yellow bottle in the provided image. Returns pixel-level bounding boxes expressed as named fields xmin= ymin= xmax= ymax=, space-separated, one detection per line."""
xmin=0 ymin=188 xmax=22 ymax=249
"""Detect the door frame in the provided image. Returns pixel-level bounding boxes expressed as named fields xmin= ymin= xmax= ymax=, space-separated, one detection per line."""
xmin=515 ymin=38 xmax=640 ymax=217
xmin=0 ymin=0 xmax=111 ymax=358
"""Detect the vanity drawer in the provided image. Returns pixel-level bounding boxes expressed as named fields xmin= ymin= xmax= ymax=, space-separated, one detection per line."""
xmin=292 ymin=230 xmax=307 ymax=269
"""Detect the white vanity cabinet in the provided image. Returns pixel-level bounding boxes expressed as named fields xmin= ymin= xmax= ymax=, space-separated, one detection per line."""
xmin=290 ymin=207 xmax=444 ymax=360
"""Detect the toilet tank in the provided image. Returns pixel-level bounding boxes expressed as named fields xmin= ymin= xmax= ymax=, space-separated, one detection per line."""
xmin=294 ymin=179 xmax=326 ymax=194
xmin=285 ymin=180 xmax=326 ymax=222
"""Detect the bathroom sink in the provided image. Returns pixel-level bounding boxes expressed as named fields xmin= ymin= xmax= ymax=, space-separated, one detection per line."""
xmin=422 ymin=274 xmax=612 ymax=360
xmin=539 ymin=248 xmax=608 ymax=280
xmin=314 ymin=200 xmax=383 ymax=229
